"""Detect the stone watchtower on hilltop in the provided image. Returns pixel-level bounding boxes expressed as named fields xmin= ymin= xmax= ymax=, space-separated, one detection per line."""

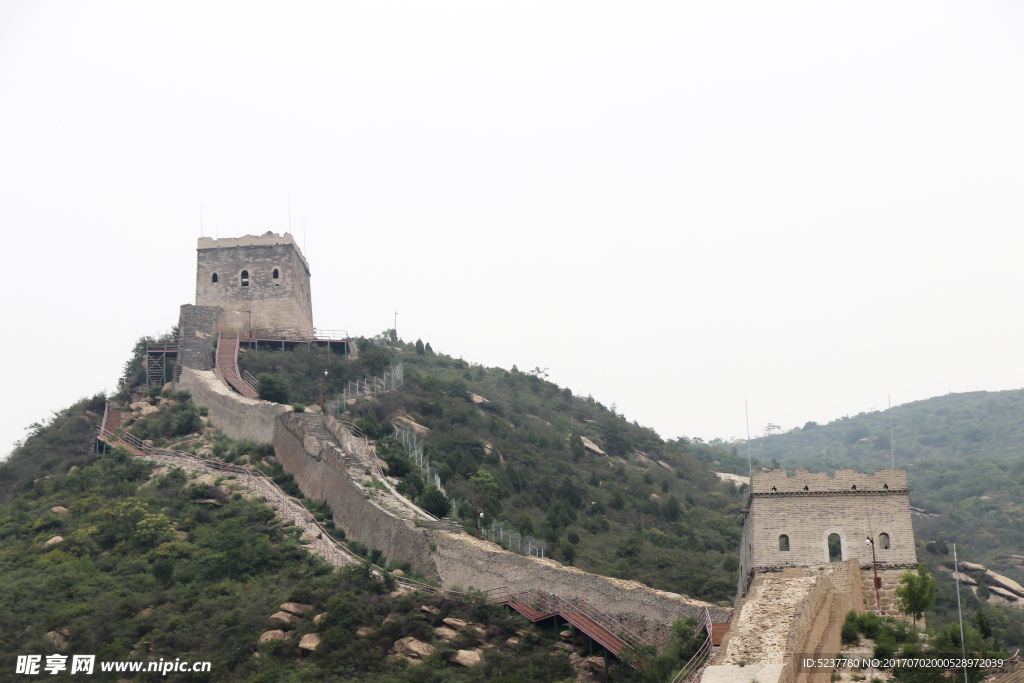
xmin=177 ymin=232 xmax=317 ymax=373
xmin=737 ymin=468 xmax=919 ymax=613
xmin=195 ymin=232 xmax=313 ymax=334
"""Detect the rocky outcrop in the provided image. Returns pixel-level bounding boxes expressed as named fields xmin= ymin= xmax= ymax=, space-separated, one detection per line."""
xmin=269 ymin=611 xmax=302 ymax=628
xmin=259 ymin=630 xmax=287 ymax=643
xmin=390 ymin=636 xmax=434 ymax=663
xmin=298 ymin=633 xmax=321 ymax=651
xmin=45 ymin=629 xmax=69 ymax=651
xmin=280 ymin=602 xmax=315 ymax=616
xmin=450 ymin=649 xmax=482 ymax=667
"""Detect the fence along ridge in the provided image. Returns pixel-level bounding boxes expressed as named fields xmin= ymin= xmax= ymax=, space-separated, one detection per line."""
xmin=98 ymin=404 xmax=666 ymax=655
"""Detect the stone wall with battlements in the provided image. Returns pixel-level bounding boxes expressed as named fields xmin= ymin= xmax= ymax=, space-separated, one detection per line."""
xmin=738 ymin=468 xmax=917 ymax=599
xmin=195 ymin=232 xmax=313 ymax=334
xmin=271 ymin=409 xmax=731 ymax=643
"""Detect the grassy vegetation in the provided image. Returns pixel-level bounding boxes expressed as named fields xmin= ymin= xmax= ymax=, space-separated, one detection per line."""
xmin=0 ymin=391 xmax=717 ymax=682
xmin=239 ymin=337 xmax=745 ymax=604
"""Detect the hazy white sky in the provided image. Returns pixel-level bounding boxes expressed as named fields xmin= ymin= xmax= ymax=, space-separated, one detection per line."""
xmin=3 ymin=2 xmax=1024 ymax=456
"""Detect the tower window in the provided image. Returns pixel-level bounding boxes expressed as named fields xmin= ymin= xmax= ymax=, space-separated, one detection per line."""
xmin=272 ymin=268 xmax=279 ymax=279
xmin=212 ymin=273 xmax=218 ymax=283
xmin=241 ymin=270 xmax=249 ymax=287
xmin=779 ymin=535 xmax=790 ymax=552
xmin=828 ymin=533 xmax=842 ymax=562
xmin=879 ymin=533 xmax=890 ymax=550
xmin=851 ymin=484 xmax=857 ymax=490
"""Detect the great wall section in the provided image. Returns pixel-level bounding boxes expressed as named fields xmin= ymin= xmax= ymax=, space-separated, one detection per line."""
xmin=104 ymin=232 xmax=934 ymax=682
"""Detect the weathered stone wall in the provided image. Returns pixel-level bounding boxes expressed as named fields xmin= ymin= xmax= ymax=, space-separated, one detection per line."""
xmin=177 ymin=367 xmax=289 ymax=443
xmin=177 ymin=304 xmax=221 ymax=372
xmin=712 ymin=562 xmax=865 ymax=683
xmin=738 ymin=468 xmax=917 ymax=598
xmin=272 ymin=410 xmax=731 ymax=643
xmin=195 ymin=232 xmax=313 ymax=333
xmin=862 ymin=567 xmax=919 ymax=621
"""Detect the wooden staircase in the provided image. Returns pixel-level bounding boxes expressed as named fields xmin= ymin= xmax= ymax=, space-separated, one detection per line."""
xmin=216 ymin=334 xmax=259 ymax=399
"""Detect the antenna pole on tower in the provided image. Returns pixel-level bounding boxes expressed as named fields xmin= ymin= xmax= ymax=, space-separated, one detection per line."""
xmin=889 ymin=393 xmax=895 ymax=469
xmin=745 ymin=398 xmax=752 ymax=479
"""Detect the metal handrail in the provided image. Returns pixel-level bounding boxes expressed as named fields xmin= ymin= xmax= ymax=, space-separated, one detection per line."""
xmin=669 ymin=607 xmax=715 ymax=683
xmin=96 ymin=417 xmax=671 ymax=655
xmin=242 ymin=370 xmax=259 ymax=393
xmin=495 ymin=586 xmax=652 ymax=652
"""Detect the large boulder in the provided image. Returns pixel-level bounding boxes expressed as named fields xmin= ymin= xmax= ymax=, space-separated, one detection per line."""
xmin=442 ymin=617 xmax=467 ymax=629
xmin=393 ymin=636 xmax=434 ymax=659
xmin=985 ymin=571 xmax=1024 ymax=597
xmin=433 ymin=627 xmax=458 ymax=641
xmin=269 ymin=611 xmax=302 ymax=627
xmin=298 ymin=633 xmax=321 ymax=651
xmin=959 ymin=561 xmax=987 ymax=572
xmin=51 ymin=506 xmax=69 ymax=514
xmin=280 ymin=602 xmax=315 ymax=616
xmin=580 ymin=437 xmax=605 ymax=456
xmin=450 ymin=649 xmax=483 ymax=667
xmin=259 ymin=630 xmax=287 ymax=643
xmin=44 ymin=536 xmax=64 ymax=547
xmin=45 ymin=629 xmax=70 ymax=652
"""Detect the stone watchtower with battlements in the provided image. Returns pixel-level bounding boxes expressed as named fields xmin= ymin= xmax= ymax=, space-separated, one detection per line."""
xmin=177 ymin=232 xmax=315 ymax=373
xmin=737 ymin=468 xmax=919 ymax=613
xmin=195 ymin=232 xmax=313 ymax=335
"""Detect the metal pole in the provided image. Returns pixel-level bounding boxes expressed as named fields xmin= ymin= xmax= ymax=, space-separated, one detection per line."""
xmin=889 ymin=393 xmax=895 ymax=469
xmin=745 ymin=398 xmax=752 ymax=478
xmin=954 ymin=543 xmax=968 ymax=683
xmin=868 ymin=537 xmax=882 ymax=616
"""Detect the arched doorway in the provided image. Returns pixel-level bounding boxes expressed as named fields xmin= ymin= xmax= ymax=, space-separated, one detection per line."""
xmin=828 ymin=533 xmax=842 ymax=562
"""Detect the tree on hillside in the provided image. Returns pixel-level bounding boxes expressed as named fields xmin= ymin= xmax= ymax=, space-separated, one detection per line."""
xmin=420 ymin=487 xmax=450 ymax=518
xmin=895 ymin=563 xmax=936 ymax=627
xmin=570 ymin=430 xmax=586 ymax=462
xmin=415 ymin=339 xmax=425 ymax=355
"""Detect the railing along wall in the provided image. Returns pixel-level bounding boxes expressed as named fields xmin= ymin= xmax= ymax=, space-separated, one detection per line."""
xmin=97 ymin=404 xmax=673 ymax=662
xmin=669 ymin=606 xmax=715 ymax=683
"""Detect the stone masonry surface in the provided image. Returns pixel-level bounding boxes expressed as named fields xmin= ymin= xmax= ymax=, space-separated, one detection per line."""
xmin=721 ymin=574 xmax=817 ymax=664
xmin=271 ymin=408 xmax=730 ymax=643
xmin=177 ymin=304 xmax=221 ymax=372
xmin=738 ymin=468 xmax=917 ymax=598
xmin=196 ymin=232 xmax=313 ymax=334
xmin=177 ymin=367 xmax=289 ymax=443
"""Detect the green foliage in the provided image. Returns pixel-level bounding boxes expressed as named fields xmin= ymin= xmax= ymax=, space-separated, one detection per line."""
xmin=257 ymin=373 xmax=290 ymax=403
xmin=129 ymin=394 xmax=204 ymax=444
xmin=420 ymin=487 xmax=451 ymax=519
xmin=570 ymin=430 xmax=586 ymax=462
xmin=233 ymin=341 xmax=749 ymax=602
xmin=895 ymin=564 xmax=936 ymax=626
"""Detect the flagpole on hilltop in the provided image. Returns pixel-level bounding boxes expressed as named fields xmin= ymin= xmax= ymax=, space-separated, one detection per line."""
xmin=889 ymin=393 xmax=895 ymax=469
xmin=745 ymin=398 xmax=752 ymax=479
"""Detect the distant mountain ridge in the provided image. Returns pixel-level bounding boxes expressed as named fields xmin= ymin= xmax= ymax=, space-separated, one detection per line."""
xmin=740 ymin=388 xmax=1024 ymax=473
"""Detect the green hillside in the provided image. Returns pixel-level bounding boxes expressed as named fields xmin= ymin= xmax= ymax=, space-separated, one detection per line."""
xmin=742 ymin=389 xmax=1024 ymax=470
xmin=722 ymin=389 xmax=1024 ymax=650
xmin=238 ymin=335 xmax=745 ymax=604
